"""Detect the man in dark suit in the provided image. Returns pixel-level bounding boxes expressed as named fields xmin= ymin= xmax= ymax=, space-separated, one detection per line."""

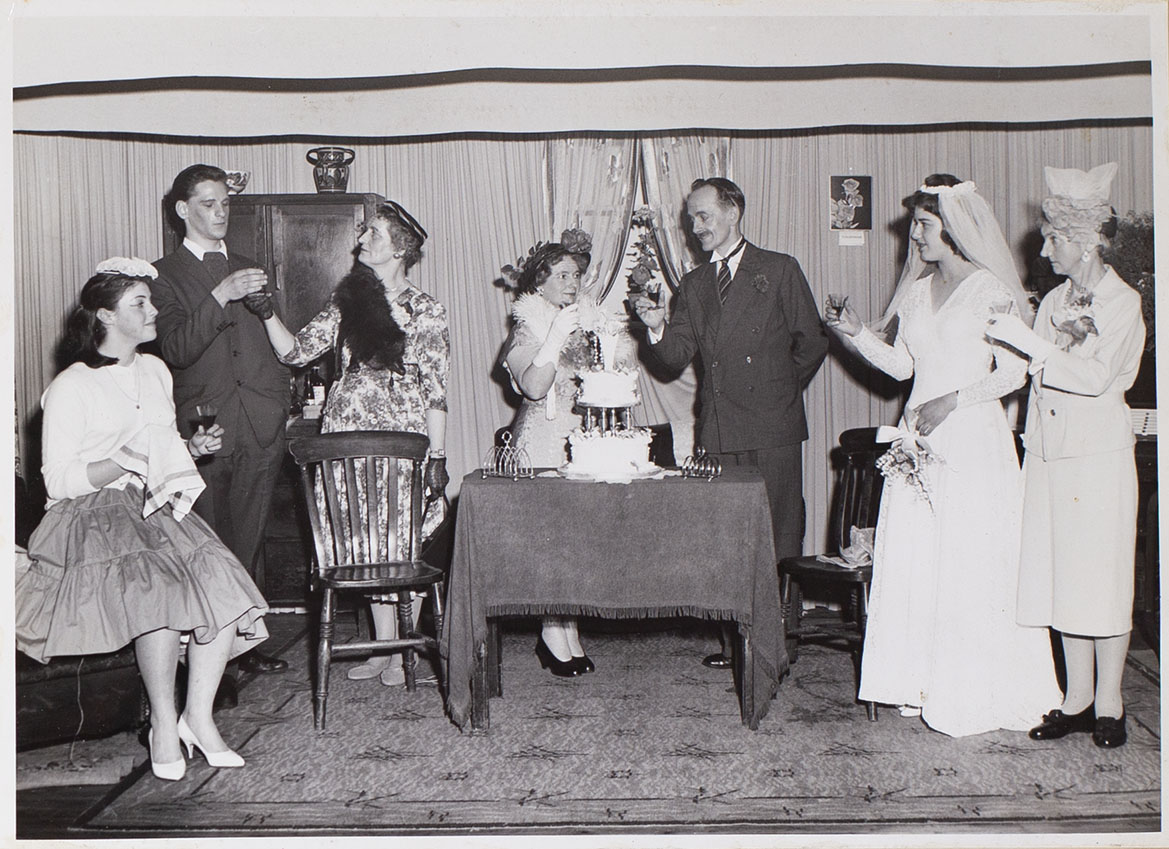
xmin=151 ymin=164 xmax=291 ymax=674
xmin=634 ymin=177 xmax=828 ymax=668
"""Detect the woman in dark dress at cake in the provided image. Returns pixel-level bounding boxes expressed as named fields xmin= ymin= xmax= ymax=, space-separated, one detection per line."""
xmin=500 ymin=229 xmax=636 ymax=677
xmin=16 ymin=259 xmax=270 ymax=781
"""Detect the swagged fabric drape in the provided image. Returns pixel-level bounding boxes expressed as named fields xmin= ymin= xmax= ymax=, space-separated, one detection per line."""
xmin=546 ymin=137 xmax=640 ymax=302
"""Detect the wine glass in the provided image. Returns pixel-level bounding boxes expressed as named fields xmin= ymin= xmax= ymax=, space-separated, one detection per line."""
xmin=825 ymin=293 xmax=849 ymax=322
xmin=195 ymin=404 xmax=218 ymax=432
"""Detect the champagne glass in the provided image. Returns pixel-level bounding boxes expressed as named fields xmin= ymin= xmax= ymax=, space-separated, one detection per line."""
xmin=195 ymin=404 xmax=218 ymax=432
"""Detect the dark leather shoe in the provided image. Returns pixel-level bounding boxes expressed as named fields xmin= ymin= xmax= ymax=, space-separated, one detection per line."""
xmin=1092 ymin=713 xmax=1127 ymax=748
xmin=238 ymin=651 xmax=289 ymax=675
xmin=536 ymin=636 xmax=582 ymax=678
xmin=1028 ymin=705 xmax=1096 ymax=740
xmin=574 ymin=655 xmax=595 ymax=674
xmin=702 ymin=653 xmax=733 ymax=669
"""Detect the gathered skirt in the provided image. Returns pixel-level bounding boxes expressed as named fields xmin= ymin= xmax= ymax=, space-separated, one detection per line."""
xmin=16 ymin=486 xmax=269 ymax=664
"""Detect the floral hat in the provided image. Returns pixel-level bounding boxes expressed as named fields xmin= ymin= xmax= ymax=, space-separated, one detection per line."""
xmin=500 ymin=228 xmax=593 ymax=291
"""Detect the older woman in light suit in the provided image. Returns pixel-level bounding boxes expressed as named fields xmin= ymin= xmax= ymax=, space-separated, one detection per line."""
xmin=986 ymin=162 xmax=1145 ymax=748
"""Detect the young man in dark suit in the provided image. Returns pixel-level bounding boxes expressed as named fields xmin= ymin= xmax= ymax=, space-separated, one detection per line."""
xmin=634 ymin=177 xmax=828 ymax=668
xmin=151 ymin=164 xmax=291 ymax=674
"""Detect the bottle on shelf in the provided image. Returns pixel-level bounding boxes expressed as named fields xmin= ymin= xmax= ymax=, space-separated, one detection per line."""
xmin=303 ymin=365 xmax=327 ymax=419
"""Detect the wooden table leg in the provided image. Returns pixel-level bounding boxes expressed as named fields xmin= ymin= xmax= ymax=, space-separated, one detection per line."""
xmin=738 ymin=628 xmax=756 ymax=729
xmin=487 ymin=619 xmax=503 ymax=698
xmin=471 ymin=639 xmax=490 ymax=730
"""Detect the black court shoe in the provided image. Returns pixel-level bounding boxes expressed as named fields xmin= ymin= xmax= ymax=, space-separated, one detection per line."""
xmin=1028 ymin=705 xmax=1096 ymax=740
xmin=1092 ymin=713 xmax=1127 ymax=748
xmin=574 ymin=655 xmax=595 ymax=674
xmin=536 ymin=636 xmax=583 ymax=677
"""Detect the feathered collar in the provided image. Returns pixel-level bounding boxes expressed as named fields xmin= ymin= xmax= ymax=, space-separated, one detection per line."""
xmin=511 ymin=292 xmax=561 ymax=338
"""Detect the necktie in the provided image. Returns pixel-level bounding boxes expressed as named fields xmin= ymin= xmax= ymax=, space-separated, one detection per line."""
xmin=202 ymin=251 xmax=229 ymax=283
xmin=717 ymin=240 xmax=746 ymax=305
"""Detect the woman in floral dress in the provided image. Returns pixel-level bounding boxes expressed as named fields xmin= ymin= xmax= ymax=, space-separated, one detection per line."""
xmin=500 ymin=229 xmax=636 ymax=677
xmin=256 ymin=201 xmax=449 ymax=687
xmin=986 ymin=163 xmax=1144 ymax=748
xmin=826 ymin=174 xmax=1060 ymax=737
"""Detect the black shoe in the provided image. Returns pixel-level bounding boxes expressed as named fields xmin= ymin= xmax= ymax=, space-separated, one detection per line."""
xmin=1028 ymin=705 xmax=1096 ymax=740
xmin=702 ymin=653 xmax=733 ymax=669
xmin=238 ymin=651 xmax=289 ymax=675
xmin=1092 ymin=713 xmax=1127 ymax=748
xmin=536 ymin=636 xmax=582 ymax=677
xmin=574 ymin=655 xmax=596 ymax=674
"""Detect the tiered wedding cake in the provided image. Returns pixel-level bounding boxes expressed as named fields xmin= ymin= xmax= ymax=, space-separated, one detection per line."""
xmin=564 ymin=318 xmax=656 ymax=481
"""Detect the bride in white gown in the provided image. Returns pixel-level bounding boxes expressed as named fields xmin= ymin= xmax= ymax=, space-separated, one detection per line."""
xmin=826 ymin=174 xmax=1061 ymax=737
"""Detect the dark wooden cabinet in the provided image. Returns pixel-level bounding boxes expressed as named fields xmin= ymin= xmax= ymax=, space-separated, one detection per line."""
xmin=163 ymin=193 xmax=385 ymax=606
xmin=164 ymin=192 xmax=386 ymax=338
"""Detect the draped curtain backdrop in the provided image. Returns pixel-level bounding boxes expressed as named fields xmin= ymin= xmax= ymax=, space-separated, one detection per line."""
xmin=14 ymin=121 xmax=1153 ymax=553
xmin=546 ymin=137 xmax=640 ymax=301
xmin=634 ymin=135 xmax=733 ymax=458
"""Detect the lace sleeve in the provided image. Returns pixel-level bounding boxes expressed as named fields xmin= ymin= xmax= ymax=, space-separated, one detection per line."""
xmin=955 ymin=343 xmax=1027 ymax=407
xmin=955 ymin=282 xmax=1028 ymax=407
xmin=850 ymin=324 xmax=914 ymax=381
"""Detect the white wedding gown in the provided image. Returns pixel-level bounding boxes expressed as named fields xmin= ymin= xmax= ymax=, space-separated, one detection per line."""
xmin=851 ymin=271 xmax=1061 ymax=737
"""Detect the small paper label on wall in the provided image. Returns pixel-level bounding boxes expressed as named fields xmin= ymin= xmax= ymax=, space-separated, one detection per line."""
xmin=838 ymin=231 xmax=866 ymax=246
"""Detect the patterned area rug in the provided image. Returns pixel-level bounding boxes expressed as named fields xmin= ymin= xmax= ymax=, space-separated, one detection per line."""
xmin=81 ymin=619 xmax=1160 ymax=836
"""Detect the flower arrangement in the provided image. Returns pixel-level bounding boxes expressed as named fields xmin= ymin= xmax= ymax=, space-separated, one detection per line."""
xmin=625 ymin=208 xmax=662 ymax=303
xmin=625 ymin=231 xmax=661 ymax=301
xmin=96 ymin=256 xmax=158 ymax=279
xmin=752 ymin=274 xmax=771 ymax=295
xmin=875 ymin=432 xmax=943 ymax=511
xmin=1050 ymin=282 xmax=1098 ymax=350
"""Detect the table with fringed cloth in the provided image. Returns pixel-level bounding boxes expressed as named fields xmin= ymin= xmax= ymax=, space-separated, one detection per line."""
xmin=441 ymin=468 xmax=786 ymax=730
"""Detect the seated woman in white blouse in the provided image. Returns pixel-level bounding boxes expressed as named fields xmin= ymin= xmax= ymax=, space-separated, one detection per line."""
xmin=16 ymin=258 xmax=270 ymax=781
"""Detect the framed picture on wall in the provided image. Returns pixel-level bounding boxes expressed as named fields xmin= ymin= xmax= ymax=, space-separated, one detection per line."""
xmin=829 ymin=175 xmax=872 ymax=230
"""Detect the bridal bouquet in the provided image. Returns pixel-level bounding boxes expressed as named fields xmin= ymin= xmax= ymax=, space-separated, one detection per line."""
xmin=874 ymin=427 xmax=944 ymax=511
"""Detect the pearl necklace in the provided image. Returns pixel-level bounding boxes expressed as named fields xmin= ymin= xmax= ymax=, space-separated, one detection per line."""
xmin=106 ymin=357 xmax=142 ymax=410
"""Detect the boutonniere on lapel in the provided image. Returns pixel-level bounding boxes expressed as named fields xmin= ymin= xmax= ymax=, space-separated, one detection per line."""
xmin=752 ymin=274 xmax=771 ymax=295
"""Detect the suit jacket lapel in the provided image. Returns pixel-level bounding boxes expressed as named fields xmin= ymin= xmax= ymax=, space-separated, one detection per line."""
xmin=175 ymin=245 xmax=225 ymax=295
xmin=692 ymin=261 xmax=721 ymax=345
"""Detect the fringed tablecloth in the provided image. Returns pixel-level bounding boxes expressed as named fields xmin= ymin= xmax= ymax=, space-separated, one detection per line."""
xmin=441 ymin=467 xmax=786 ymax=730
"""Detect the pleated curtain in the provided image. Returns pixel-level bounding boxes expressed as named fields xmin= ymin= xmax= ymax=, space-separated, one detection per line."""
xmin=14 ymin=121 xmax=1153 ymax=553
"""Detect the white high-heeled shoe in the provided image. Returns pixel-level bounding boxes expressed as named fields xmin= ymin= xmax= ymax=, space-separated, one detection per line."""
xmin=177 ymin=715 xmax=245 ymax=768
xmin=148 ymin=728 xmax=186 ymax=781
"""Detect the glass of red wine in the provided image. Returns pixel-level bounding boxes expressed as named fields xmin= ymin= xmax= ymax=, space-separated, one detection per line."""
xmin=195 ymin=404 xmax=218 ymax=432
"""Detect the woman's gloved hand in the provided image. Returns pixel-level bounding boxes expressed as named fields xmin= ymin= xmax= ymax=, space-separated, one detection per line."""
xmin=532 ymin=304 xmax=581 ymax=368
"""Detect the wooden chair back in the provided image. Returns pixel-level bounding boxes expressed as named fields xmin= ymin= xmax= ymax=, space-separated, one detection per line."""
xmin=830 ymin=427 xmax=890 ymax=554
xmin=288 ymin=431 xmax=430 ymax=577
